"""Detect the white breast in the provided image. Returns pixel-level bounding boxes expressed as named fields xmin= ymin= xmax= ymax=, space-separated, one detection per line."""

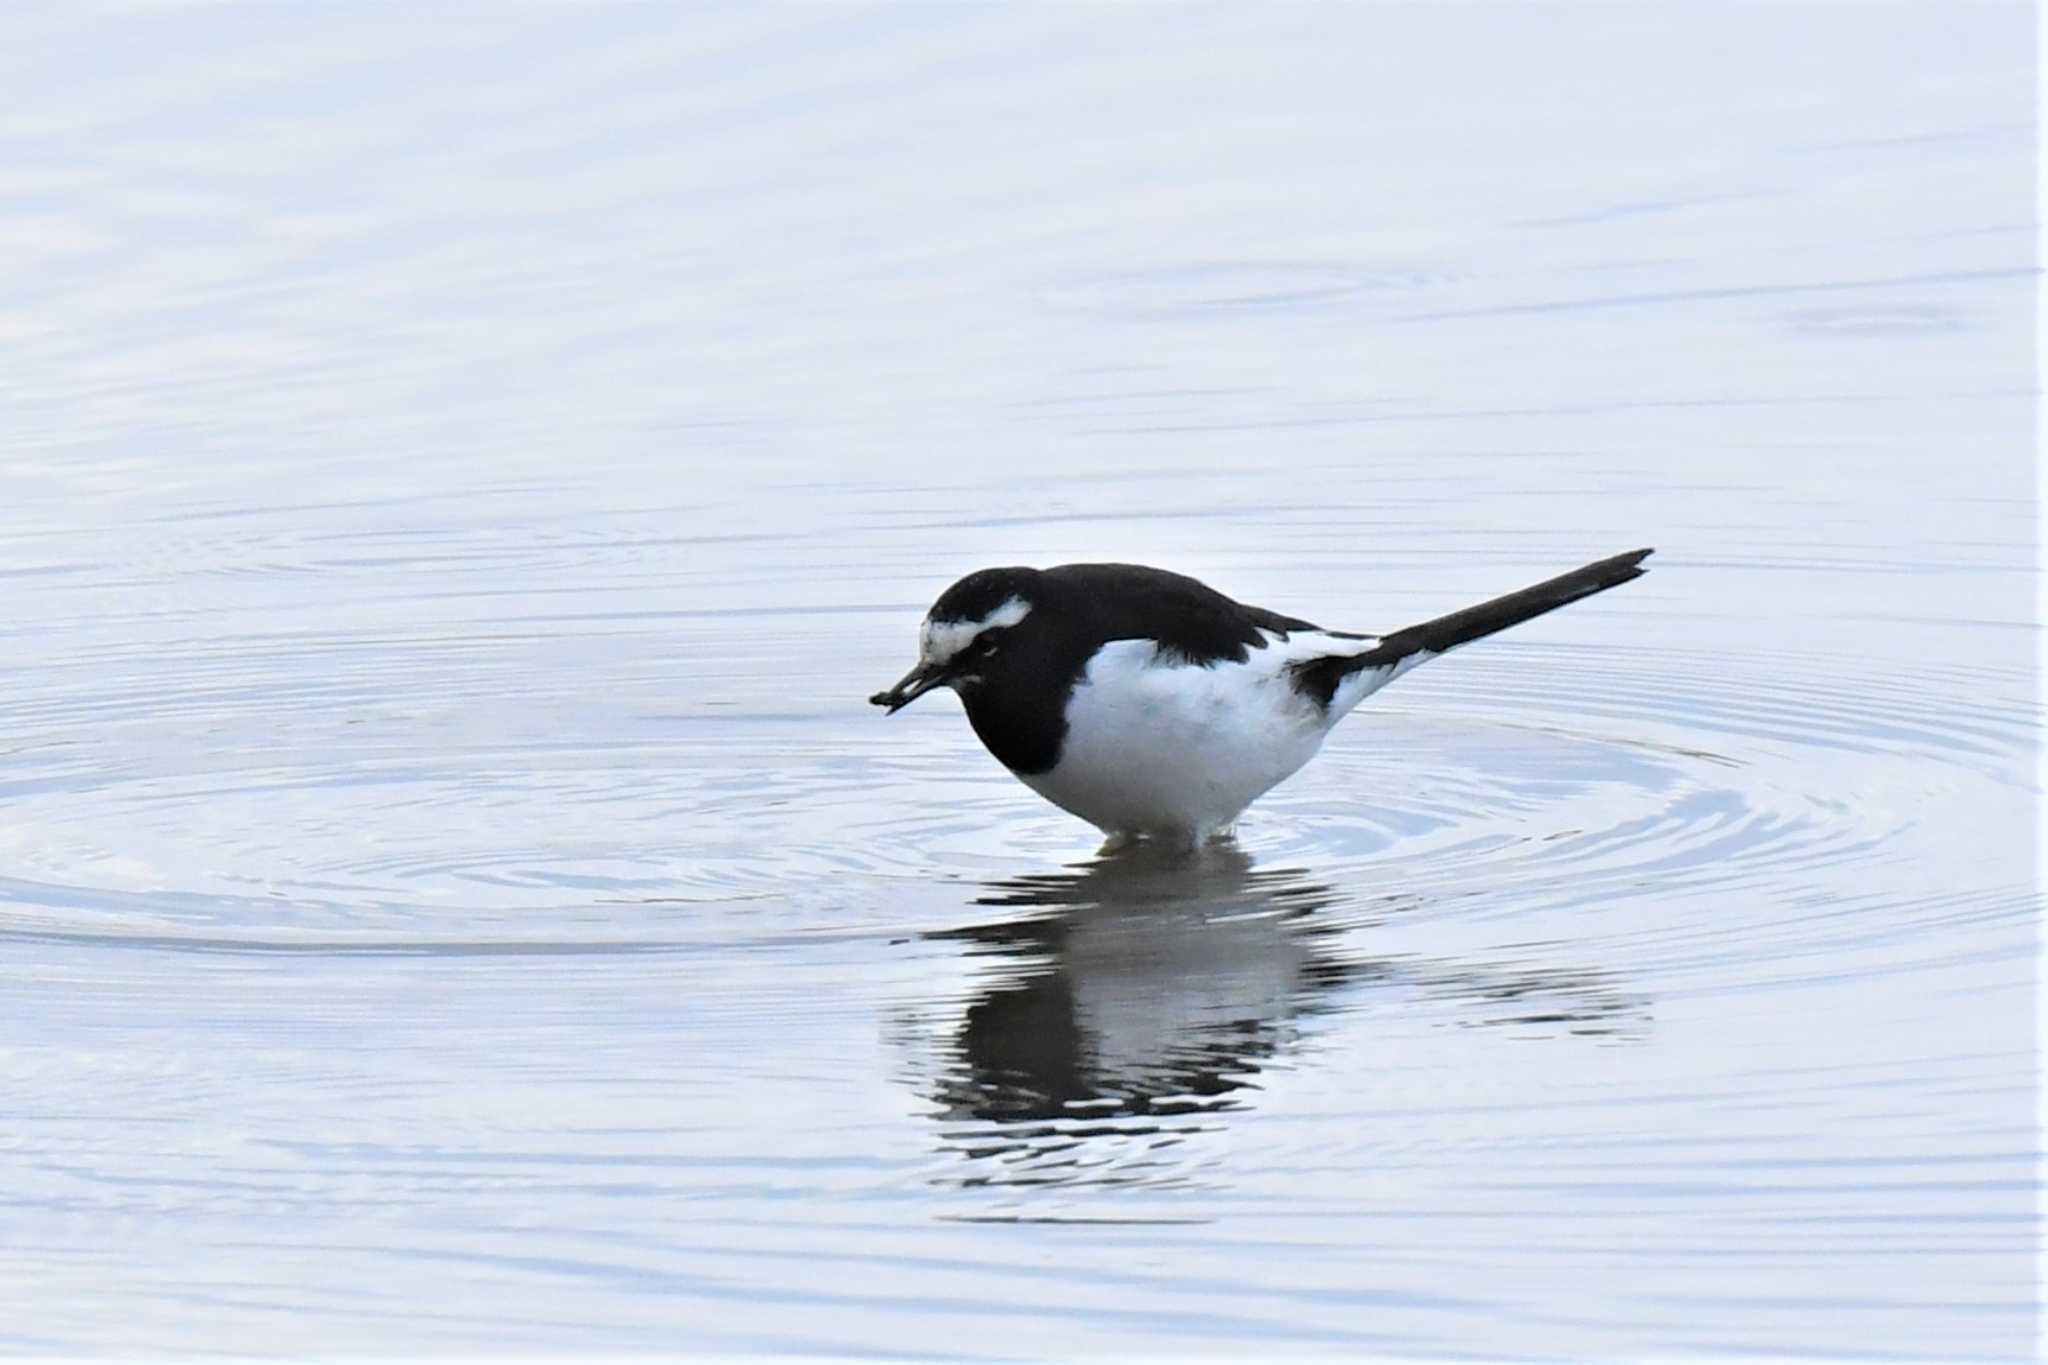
xmin=1019 ymin=630 xmax=1382 ymax=842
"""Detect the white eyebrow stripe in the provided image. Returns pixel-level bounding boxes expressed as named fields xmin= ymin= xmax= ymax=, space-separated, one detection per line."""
xmin=920 ymin=596 xmax=1031 ymax=665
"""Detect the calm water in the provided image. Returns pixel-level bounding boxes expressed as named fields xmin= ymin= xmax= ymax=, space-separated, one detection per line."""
xmin=3 ymin=6 xmax=2039 ymax=1358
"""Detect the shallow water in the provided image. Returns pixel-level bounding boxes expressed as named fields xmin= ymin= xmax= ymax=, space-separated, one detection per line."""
xmin=3 ymin=6 xmax=2039 ymax=1358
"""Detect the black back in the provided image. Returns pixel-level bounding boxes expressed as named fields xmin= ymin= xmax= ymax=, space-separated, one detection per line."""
xmin=947 ymin=563 xmax=1317 ymax=775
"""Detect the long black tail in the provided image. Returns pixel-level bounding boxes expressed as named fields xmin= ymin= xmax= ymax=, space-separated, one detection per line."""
xmin=1294 ymin=547 xmax=1653 ymax=706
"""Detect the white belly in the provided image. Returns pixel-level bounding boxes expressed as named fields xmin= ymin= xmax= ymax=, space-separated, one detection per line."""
xmin=1019 ymin=633 xmax=1369 ymax=840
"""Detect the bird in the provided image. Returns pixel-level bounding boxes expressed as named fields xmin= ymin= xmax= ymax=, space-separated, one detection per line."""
xmin=870 ymin=547 xmax=1653 ymax=847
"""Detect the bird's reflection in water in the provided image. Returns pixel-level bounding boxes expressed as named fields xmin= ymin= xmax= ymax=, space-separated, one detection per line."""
xmin=919 ymin=842 xmax=1645 ymax=1192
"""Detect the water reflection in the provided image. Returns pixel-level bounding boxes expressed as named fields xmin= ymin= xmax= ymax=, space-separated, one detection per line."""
xmin=921 ymin=843 xmax=1646 ymax=1191
xmin=932 ymin=844 xmax=1345 ymax=1124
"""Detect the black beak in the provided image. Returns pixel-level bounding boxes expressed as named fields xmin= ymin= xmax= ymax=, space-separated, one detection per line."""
xmin=869 ymin=662 xmax=946 ymax=714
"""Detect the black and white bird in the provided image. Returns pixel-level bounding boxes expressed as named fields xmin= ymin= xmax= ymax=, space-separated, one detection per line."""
xmin=870 ymin=548 xmax=1653 ymax=846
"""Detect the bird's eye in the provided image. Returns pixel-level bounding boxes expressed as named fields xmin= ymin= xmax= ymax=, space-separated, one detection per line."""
xmin=975 ymin=632 xmax=1002 ymax=654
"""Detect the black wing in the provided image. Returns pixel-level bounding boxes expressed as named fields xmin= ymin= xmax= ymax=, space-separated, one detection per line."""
xmin=1040 ymin=563 xmax=1319 ymax=666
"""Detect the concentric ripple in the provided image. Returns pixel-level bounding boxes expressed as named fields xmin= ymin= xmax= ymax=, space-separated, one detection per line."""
xmin=3 ymin=587 xmax=2035 ymax=960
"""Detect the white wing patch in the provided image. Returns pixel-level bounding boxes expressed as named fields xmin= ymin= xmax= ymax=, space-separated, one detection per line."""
xmin=920 ymin=595 xmax=1032 ymax=667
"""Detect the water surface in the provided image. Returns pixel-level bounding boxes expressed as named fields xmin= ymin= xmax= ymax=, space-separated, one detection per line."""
xmin=1 ymin=5 xmax=2038 ymax=1358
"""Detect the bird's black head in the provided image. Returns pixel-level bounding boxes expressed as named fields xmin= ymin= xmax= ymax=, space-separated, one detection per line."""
xmin=868 ymin=566 xmax=1043 ymax=713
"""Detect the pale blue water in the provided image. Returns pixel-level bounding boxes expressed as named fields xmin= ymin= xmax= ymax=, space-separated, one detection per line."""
xmin=1 ymin=6 xmax=2038 ymax=1358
